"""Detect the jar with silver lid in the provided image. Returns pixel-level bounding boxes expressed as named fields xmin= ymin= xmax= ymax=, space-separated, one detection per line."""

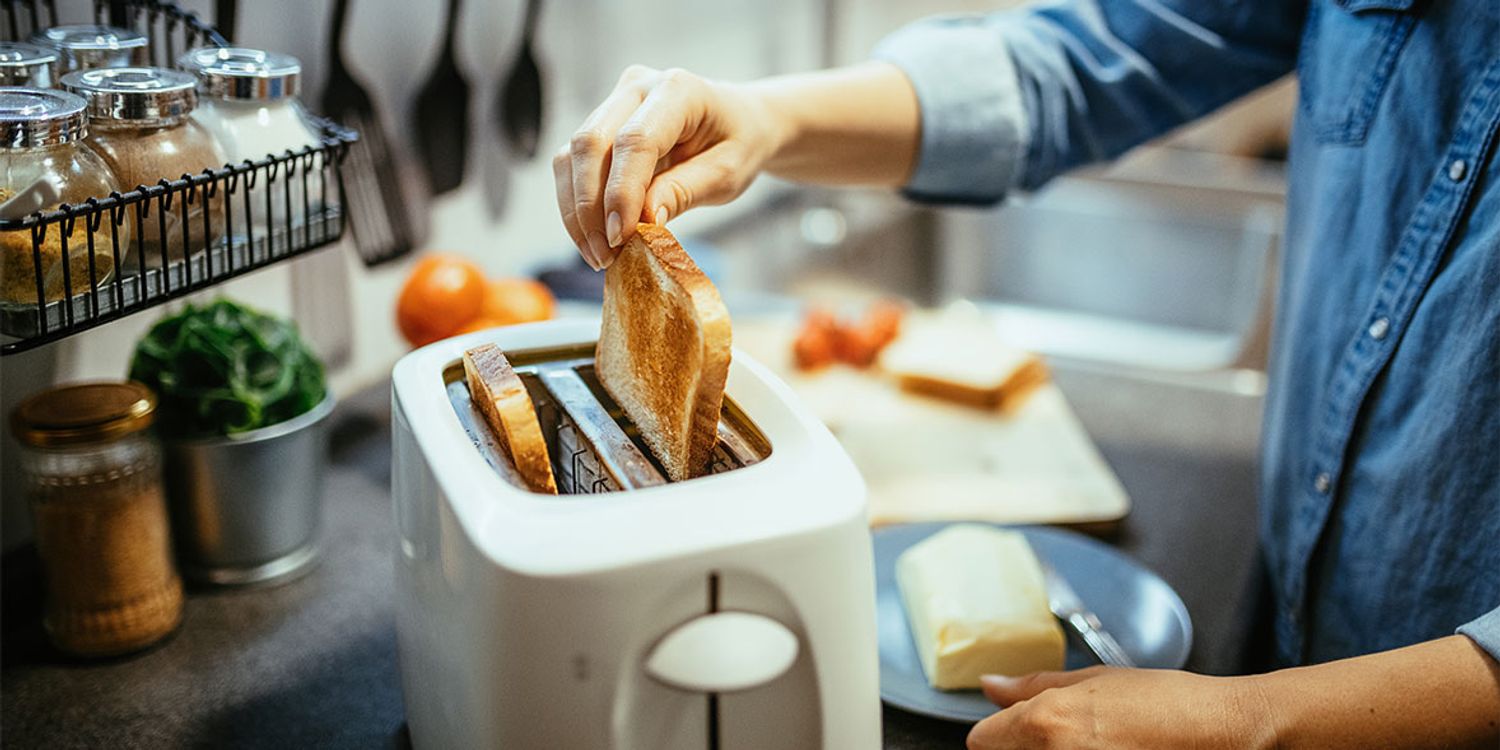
xmin=63 ymin=66 xmax=226 ymax=268
xmin=30 ymin=24 xmax=148 ymax=75
xmin=0 ymin=42 xmax=59 ymax=88
xmin=179 ymin=47 xmax=333 ymax=242
xmin=0 ymin=87 xmax=125 ymax=307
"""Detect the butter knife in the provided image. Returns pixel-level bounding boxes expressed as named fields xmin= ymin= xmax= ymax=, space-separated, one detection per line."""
xmin=1041 ymin=561 xmax=1136 ymax=668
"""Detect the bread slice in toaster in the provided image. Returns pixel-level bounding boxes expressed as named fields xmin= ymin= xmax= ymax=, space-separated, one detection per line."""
xmin=595 ymin=223 xmax=731 ymax=482
xmin=463 ymin=343 xmax=558 ymax=494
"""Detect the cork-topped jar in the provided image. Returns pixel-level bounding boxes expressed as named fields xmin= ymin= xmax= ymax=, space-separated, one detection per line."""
xmin=12 ymin=381 xmax=184 ymax=657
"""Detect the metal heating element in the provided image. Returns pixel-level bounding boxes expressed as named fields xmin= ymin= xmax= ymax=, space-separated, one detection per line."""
xmin=444 ymin=344 xmax=771 ymax=494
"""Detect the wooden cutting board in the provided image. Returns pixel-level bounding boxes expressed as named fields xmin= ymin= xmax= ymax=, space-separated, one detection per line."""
xmin=735 ymin=319 xmax=1130 ymax=527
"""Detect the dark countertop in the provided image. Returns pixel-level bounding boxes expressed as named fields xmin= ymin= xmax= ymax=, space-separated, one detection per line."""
xmin=2 ymin=370 xmax=1262 ymax=749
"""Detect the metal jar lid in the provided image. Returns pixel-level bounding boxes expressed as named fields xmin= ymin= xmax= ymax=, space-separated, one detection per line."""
xmin=31 ymin=24 xmax=149 ymax=52
xmin=0 ymin=42 xmax=59 ymax=88
xmin=12 ymin=381 xmax=157 ymax=448
xmin=178 ymin=47 xmax=301 ymax=102
xmin=0 ymin=87 xmax=88 ymax=148
xmin=61 ymin=66 xmax=198 ymax=124
xmin=29 ymin=24 xmax=148 ymax=73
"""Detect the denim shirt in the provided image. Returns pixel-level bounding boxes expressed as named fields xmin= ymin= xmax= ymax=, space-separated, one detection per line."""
xmin=876 ymin=0 xmax=1500 ymax=668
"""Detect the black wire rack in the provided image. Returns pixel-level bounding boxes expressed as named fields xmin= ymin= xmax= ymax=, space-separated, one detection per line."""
xmin=0 ymin=0 xmax=358 ymax=354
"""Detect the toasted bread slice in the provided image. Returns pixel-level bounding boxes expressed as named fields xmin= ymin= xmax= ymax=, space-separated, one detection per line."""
xmin=464 ymin=344 xmax=558 ymax=493
xmin=880 ymin=314 xmax=1049 ymax=412
xmin=596 ymin=223 xmax=731 ymax=481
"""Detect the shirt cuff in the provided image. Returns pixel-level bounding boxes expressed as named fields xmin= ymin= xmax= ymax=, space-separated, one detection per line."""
xmin=1457 ymin=605 xmax=1500 ymax=663
xmin=873 ymin=15 xmax=1028 ymax=206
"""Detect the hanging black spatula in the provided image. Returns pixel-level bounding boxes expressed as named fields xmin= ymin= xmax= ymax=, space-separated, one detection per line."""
xmin=413 ymin=0 xmax=471 ymax=196
xmin=320 ymin=0 xmax=417 ymax=264
xmin=498 ymin=0 xmax=543 ymax=160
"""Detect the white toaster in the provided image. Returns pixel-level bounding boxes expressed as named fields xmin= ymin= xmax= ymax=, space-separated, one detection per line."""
xmin=390 ymin=319 xmax=880 ymax=749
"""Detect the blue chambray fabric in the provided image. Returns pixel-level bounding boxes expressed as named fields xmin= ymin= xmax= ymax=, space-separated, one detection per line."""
xmin=877 ymin=0 xmax=1500 ymax=668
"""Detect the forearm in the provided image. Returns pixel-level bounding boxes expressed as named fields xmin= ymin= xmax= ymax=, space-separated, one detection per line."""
xmin=747 ymin=62 xmax=919 ymax=187
xmin=1254 ymin=635 xmax=1500 ymax=748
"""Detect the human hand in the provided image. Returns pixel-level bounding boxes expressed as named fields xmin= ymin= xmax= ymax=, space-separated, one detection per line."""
xmin=967 ymin=667 xmax=1275 ymax=750
xmin=553 ymin=65 xmax=787 ymax=269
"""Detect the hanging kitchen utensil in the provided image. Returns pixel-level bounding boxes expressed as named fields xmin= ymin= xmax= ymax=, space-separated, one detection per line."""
xmin=412 ymin=0 xmax=471 ymax=195
xmin=321 ymin=0 xmax=418 ymax=265
xmin=498 ymin=0 xmax=542 ymax=160
xmin=214 ymin=0 xmax=237 ymax=43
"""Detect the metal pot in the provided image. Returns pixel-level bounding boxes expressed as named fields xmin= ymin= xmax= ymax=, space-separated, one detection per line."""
xmin=162 ymin=393 xmax=335 ymax=586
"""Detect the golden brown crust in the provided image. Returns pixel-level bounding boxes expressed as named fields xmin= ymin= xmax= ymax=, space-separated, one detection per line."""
xmin=896 ymin=356 xmax=1049 ymax=413
xmin=595 ymin=223 xmax=730 ymax=481
xmin=464 ymin=344 xmax=558 ymax=494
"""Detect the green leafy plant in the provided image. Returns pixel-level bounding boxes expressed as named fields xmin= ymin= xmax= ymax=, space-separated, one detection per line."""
xmin=129 ymin=298 xmax=327 ymax=438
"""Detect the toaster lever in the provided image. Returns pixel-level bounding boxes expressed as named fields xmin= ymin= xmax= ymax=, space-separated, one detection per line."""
xmin=644 ymin=612 xmax=799 ymax=694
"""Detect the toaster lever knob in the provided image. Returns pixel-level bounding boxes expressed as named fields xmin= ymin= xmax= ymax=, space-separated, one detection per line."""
xmin=644 ymin=612 xmax=799 ymax=693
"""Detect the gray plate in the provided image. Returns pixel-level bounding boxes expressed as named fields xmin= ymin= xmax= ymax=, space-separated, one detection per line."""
xmin=874 ymin=523 xmax=1193 ymax=723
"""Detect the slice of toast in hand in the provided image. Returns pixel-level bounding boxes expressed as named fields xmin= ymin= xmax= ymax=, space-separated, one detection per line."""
xmin=464 ymin=343 xmax=558 ymax=494
xmin=596 ymin=223 xmax=731 ymax=482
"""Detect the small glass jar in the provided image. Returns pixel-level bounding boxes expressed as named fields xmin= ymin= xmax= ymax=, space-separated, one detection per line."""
xmin=0 ymin=42 xmax=59 ymax=88
xmin=179 ymin=47 xmax=333 ymax=243
xmin=0 ymin=87 xmax=125 ymax=307
xmin=63 ymin=67 xmax=226 ymax=268
xmin=29 ymin=24 xmax=148 ymax=75
xmin=11 ymin=381 xmax=184 ymax=658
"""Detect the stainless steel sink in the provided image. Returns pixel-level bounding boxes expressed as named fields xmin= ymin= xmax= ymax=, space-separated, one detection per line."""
xmin=699 ymin=147 xmax=1285 ymax=375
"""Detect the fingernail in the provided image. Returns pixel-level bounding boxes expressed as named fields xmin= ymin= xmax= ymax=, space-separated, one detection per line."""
xmin=980 ymin=675 xmax=1017 ymax=690
xmin=654 ymin=206 xmax=669 ymax=224
xmin=606 ymin=212 xmax=622 ymax=247
xmin=587 ymin=232 xmax=610 ymax=268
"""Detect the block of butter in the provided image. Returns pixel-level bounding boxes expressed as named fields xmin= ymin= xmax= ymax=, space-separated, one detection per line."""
xmin=896 ymin=525 xmax=1066 ymax=690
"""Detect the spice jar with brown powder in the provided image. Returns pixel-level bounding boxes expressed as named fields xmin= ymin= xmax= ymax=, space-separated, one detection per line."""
xmin=63 ymin=66 xmax=225 ymax=269
xmin=0 ymin=87 xmax=125 ymax=307
xmin=12 ymin=381 xmax=184 ymax=657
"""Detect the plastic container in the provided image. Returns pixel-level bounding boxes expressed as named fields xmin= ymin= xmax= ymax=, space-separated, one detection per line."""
xmin=63 ymin=66 xmax=226 ymax=268
xmin=29 ymin=24 xmax=148 ymax=75
xmin=178 ymin=46 xmax=331 ymax=243
xmin=0 ymin=42 xmax=59 ymax=87
xmin=11 ymin=381 xmax=184 ymax=657
xmin=0 ymin=87 xmax=124 ymax=307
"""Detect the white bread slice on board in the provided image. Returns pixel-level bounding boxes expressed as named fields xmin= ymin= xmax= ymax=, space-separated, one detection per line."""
xmin=464 ymin=343 xmax=558 ymax=494
xmin=880 ymin=312 xmax=1049 ymax=412
xmin=595 ymin=223 xmax=731 ymax=481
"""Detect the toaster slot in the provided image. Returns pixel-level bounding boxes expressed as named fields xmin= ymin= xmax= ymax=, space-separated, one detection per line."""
xmin=444 ymin=344 xmax=770 ymax=496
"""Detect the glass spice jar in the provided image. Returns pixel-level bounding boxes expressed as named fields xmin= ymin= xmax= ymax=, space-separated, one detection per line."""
xmin=179 ymin=47 xmax=334 ymax=242
xmin=11 ymin=381 xmax=184 ymax=657
xmin=0 ymin=42 xmax=59 ymax=88
xmin=29 ymin=24 xmax=148 ymax=75
xmin=0 ymin=87 xmax=126 ymax=307
xmin=63 ymin=67 xmax=226 ymax=269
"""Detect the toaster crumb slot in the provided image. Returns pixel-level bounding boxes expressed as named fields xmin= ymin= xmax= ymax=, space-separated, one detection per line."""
xmin=443 ymin=345 xmax=770 ymax=496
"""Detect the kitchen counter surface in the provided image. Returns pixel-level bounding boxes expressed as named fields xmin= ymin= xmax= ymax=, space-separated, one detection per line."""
xmin=1 ymin=370 xmax=1262 ymax=749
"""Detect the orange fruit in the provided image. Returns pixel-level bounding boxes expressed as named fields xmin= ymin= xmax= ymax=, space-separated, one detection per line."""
xmin=479 ymin=278 xmax=556 ymax=326
xmin=396 ymin=254 xmax=487 ymax=347
xmin=454 ymin=316 xmax=507 ymax=335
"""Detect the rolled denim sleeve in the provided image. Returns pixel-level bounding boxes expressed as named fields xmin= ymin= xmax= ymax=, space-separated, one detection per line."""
xmin=874 ymin=1 xmax=1306 ymax=202
xmin=1458 ymin=606 xmax=1500 ymax=663
xmin=874 ymin=15 xmax=1029 ymax=205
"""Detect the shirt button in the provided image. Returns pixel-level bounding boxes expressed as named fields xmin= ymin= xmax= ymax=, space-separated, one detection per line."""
xmin=1368 ymin=317 xmax=1390 ymax=340
xmin=1448 ymin=159 xmax=1467 ymax=182
xmin=1314 ymin=472 xmax=1332 ymax=494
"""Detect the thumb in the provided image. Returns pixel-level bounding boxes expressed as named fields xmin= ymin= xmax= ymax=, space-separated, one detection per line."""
xmin=640 ymin=145 xmax=746 ymax=225
xmin=980 ymin=668 xmax=1108 ymax=707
